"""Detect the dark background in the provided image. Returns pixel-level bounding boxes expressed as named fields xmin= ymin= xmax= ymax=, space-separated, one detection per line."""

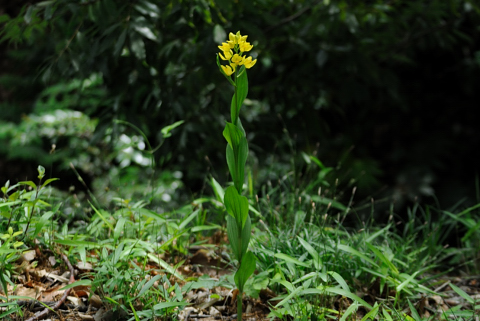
xmin=1 ymin=0 xmax=479 ymax=218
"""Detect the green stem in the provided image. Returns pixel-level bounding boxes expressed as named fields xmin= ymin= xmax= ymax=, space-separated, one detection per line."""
xmin=234 ymin=67 xmax=244 ymax=320
xmin=237 ymin=290 xmax=243 ymax=320
xmin=233 ymin=70 xmax=238 ymax=126
xmin=237 ymin=217 xmax=243 ymax=319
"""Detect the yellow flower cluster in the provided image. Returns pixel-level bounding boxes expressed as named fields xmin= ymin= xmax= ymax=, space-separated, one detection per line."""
xmin=218 ymin=31 xmax=257 ymax=76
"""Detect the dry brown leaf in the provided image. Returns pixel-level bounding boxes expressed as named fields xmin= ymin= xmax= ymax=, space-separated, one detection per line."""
xmin=13 ymin=285 xmax=40 ymax=299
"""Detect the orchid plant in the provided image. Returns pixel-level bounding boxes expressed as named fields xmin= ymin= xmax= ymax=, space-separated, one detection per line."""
xmin=216 ymin=31 xmax=257 ymax=320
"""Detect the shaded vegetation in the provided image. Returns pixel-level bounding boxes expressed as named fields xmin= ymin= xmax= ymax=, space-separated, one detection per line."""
xmin=1 ymin=1 xmax=480 ymax=320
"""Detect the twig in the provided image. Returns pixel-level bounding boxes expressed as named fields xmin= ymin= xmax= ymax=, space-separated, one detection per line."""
xmin=24 ymin=254 xmax=75 ymax=321
xmin=17 ymin=300 xmax=89 ymax=312
xmin=266 ymin=1 xmax=322 ymax=32
xmin=433 ymin=280 xmax=451 ymax=293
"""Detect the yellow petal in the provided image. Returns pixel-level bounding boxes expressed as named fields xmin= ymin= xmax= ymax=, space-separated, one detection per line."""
xmin=245 ymin=58 xmax=257 ymax=69
xmin=221 ymin=64 xmax=235 ymax=76
xmin=219 ymin=50 xmax=233 ymax=60
xmin=231 ymin=53 xmax=242 ymax=64
xmin=240 ymin=56 xmax=251 ymax=65
xmin=240 ymin=42 xmax=253 ymax=52
xmin=229 ymin=32 xmax=236 ymax=43
xmin=218 ymin=42 xmax=230 ymax=52
xmin=235 ymin=31 xmax=242 ymax=42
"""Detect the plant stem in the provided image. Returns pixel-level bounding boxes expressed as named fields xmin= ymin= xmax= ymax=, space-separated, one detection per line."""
xmin=233 ymin=70 xmax=238 ymax=126
xmin=237 ymin=290 xmax=243 ymax=320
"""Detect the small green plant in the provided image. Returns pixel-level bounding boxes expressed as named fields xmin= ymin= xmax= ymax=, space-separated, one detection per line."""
xmin=216 ymin=31 xmax=258 ymax=320
xmin=0 ymin=165 xmax=59 ymax=319
xmin=0 ymin=227 xmax=24 ymax=298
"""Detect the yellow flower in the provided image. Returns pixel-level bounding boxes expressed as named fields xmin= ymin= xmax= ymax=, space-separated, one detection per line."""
xmin=218 ymin=31 xmax=257 ymax=77
xmin=239 ymin=35 xmax=248 ymax=44
xmin=228 ymin=31 xmax=249 ymax=48
xmin=218 ymin=42 xmax=231 ymax=52
xmin=221 ymin=64 xmax=235 ymax=76
xmin=239 ymin=41 xmax=253 ymax=52
xmin=231 ymin=54 xmax=243 ymax=65
xmin=229 ymin=32 xmax=239 ymax=43
xmin=227 ymin=32 xmax=236 ymax=48
xmin=219 ymin=50 xmax=233 ymax=60
xmin=242 ymin=56 xmax=257 ymax=69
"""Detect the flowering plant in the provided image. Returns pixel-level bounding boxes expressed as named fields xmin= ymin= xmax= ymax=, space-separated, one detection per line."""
xmin=216 ymin=31 xmax=257 ymax=320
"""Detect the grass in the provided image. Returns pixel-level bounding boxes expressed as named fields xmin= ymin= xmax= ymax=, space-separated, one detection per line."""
xmin=1 ymin=156 xmax=480 ymax=321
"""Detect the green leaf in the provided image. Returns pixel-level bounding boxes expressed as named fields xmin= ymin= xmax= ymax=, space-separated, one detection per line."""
xmin=24 ymin=5 xmax=35 ymax=24
xmin=226 ymin=215 xmax=240 ymax=260
xmin=366 ymin=242 xmax=399 ymax=275
xmin=223 ymin=122 xmax=243 ymax=150
xmin=337 ymin=244 xmax=377 ymax=267
xmin=191 ymin=224 xmax=222 ymax=232
xmin=340 ymin=301 xmax=360 ymax=321
xmin=35 ymin=207 xmax=58 ymax=236
xmin=226 ymin=144 xmax=236 ymax=184
xmin=327 ymin=271 xmax=350 ymax=292
xmin=213 ymin=24 xmax=226 ymax=44
xmin=43 ymin=2 xmax=54 ymax=20
xmin=134 ymin=1 xmax=160 ymax=18
xmin=396 ymin=271 xmax=419 ymax=293
xmin=226 ymin=215 xmax=251 ymax=262
xmin=37 ymin=165 xmax=45 ymax=179
xmin=236 ymin=137 xmax=248 ymax=190
xmin=407 ymin=299 xmax=422 ymax=321
xmin=114 ymin=217 xmax=126 ymax=242
xmin=316 ymin=286 xmax=373 ymax=310
xmin=381 ymin=307 xmax=394 ymax=321
xmin=224 ymin=186 xmax=249 ymax=229
xmin=210 ymin=177 xmax=225 ymax=203
xmin=89 ymin=201 xmax=115 ymax=231
xmin=114 ymin=28 xmax=127 ymax=57
xmin=240 ymin=215 xmax=252 ymax=256
xmin=274 ymin=253 xmax=310 ymax=267
xmin=136 ymin=274 xmax=163 ymax=299
xmin=223 ymin=123 xmax=248 ymax=192
xmin=77 ymin=246 xmax=86 ymax=265
xmin=275 ymin=286 xmax=304 ymax=308
xmin=161 ymin=120 xmax=185 ymax=138
xmin=292 ymin=272 xmax=327 ymax=285
xmin=297 ymin=236 xmax=322 ymax=269
xmin=133 ymin=21 xmax=158 ymax=41
xmin=130 ymin=32 xmax=146 ymax=60
xmin=311 ymin=195 xmax=346 ymax=211
xmin=41 ymin=178 xmax=59 ymax=189
xmin=152 ymin=301 xmax=188 ymax=311
xmin=360 ymin=302 xmax=379 ymax=321
xmin=0 ymin=201 xmax=20 ymax=208
xmin=231 ymin=66 xmax=248 ymax=124
xmin=59 ymin=279 xmax=92 ymax=291
xmin=18 ymin=181 xmax=36 ymax=190
xmin=54 ymin=240 xmax=102 ymax=248
xmin=178 ymin=209 xmax=199 ymax=230
xmin=147 ymin=253 xmax=184 ymax=281
xmin=449 ymin=283 xmax=474 ymax=304
xmin=234 ymin=251 xmax=256 ymax=293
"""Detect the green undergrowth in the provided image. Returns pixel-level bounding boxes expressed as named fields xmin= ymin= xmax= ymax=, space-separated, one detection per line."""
xmin=0 ymin=161 xmax=479 ymax=321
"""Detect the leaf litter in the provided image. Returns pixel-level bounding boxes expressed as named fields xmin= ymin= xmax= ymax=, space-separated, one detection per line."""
xmin=2 ymin=233 xmax=480 ymax=321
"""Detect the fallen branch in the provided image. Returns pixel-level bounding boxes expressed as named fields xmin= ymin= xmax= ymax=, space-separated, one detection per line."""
xmin=25 ymin=254 xmax=75 ymax=321
xmin=17 ymin=300 xmax=88 ymax=312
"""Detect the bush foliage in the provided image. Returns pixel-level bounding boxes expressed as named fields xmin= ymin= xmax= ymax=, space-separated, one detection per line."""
xmin=1 ymin=0 xmax=480 ymax=211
